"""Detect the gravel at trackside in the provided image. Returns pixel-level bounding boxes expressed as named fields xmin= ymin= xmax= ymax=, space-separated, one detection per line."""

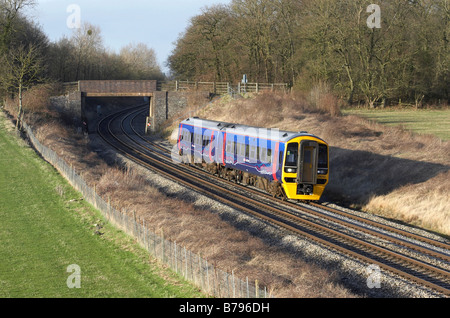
xmin=95 ymin=132 xmax=448 ymax=299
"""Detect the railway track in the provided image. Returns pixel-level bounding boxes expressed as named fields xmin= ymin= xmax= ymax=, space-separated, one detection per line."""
xmin=98 ymin=105 xmax=450 ymax=297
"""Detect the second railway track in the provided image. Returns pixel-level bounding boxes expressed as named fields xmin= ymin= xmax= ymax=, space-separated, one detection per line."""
xmin=97 ymin=105 xmax=450 ymax=297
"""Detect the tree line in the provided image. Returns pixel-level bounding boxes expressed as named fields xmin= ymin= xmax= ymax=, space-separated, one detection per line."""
xmin=0 ymin=0 xmax=164 ymax=128
xmin=168 ymin=0 xmax=449 ymax=106
xmin=48 ymin=23 xmax=164 ymax=83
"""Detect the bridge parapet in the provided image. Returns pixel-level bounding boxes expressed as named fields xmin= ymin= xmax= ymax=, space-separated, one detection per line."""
xmin=79 ymin=80 xmax=157 ymax=97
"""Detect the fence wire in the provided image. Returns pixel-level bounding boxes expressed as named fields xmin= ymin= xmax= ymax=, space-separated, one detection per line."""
xmin=22 ymin=121 xmax=272 ymax=298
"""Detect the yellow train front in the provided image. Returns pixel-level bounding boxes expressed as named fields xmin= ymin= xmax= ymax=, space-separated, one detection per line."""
xmin=177 ymin=118 xmax=329 ymax=201
xmin=280 ymin=134 xmax=329 ymax=201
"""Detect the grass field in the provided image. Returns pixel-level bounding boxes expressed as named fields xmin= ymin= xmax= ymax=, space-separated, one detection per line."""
xmin=343 ymin=108 xmax=450 ymax=141
xmin=0 ymin=113 xmax=204 ymax=298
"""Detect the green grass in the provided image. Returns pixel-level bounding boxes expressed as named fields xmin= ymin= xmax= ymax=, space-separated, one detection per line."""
xmin=343 ymin=108 xmax=450 ymax=141
xmin=0 ymin=113 xmax=205 ymax=298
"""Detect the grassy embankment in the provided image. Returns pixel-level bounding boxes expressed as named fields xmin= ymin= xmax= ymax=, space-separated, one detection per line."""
xmin=341 ymin=107 xmax=450 ymax=236
xmin=186 ymin=93 xmax=450 ymax=237
xmin=0 ymin=112 xmax=204 ymax=298
xmin=343 ymin=108 xmax=450 ymax=141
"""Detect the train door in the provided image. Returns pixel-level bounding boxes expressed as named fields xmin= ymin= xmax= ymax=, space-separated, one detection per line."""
xmin=219 ymin=132 xmax=226 ymax=165
xmin=297 ymin=141 xmax=318 ymax=184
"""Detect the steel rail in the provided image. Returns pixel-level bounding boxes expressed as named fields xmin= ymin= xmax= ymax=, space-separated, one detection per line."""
xmin=127 ymin=109 xmax=450 ymax=263
xmin=98 ymin=106 xmax=450 ymax=296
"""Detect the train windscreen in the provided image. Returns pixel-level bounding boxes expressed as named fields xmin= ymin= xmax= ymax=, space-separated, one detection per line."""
xmin=318 ymin=144 xmax=328 ymax=174
xmin=285 ymin=142 xmax=298 ymax=166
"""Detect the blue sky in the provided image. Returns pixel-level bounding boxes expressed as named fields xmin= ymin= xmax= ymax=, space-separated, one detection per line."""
xmin=33 ymin=0 xmax=230 ymax=73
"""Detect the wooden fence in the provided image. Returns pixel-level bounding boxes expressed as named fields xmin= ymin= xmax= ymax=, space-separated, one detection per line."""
xmin=63 ymin=80 xmax=289 ymax=96
xmin=158 ymin=80 xmax=289 ymax=95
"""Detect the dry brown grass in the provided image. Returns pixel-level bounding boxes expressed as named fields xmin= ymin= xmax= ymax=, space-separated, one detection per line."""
xmin=92 ymin=163 xmax=354 ymax=297
xmin=307 ymin=82 xmax=341 ymax=117
xmin=365 ymin=170 xmax=450 ymax=235
xmin=18 ymin=93 xmax=357 ymax=297
xmin=19 ymin=87 xmax=449 ymax=297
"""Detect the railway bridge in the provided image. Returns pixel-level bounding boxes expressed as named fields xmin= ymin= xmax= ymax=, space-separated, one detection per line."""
xmin=55 ymin=80 xmax=209 ymax=133
xmin=53 ymin=79 xmax=288 ymax=133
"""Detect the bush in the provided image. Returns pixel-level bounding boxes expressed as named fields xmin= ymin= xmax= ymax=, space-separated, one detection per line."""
xmin=308 ymin=82 xmax=341 ymax=117
xmin=3 ymin=83 xmax=60 ymax=117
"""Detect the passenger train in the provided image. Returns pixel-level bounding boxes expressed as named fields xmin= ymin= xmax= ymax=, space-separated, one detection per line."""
xmin=176 ymin=117 xmax=329 ymax=201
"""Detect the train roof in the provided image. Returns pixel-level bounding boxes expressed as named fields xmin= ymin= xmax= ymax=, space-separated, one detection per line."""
xmin=180 ymin=117 xmax=326 ymax=144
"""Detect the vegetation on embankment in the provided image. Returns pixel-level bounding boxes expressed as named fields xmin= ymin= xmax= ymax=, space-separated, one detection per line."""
xmin=0 ymin=112 xmax=204 ymax=298
xmin=3 ymin=92 xmax=358 ymax=298
xmin=188 ymin=92 xmax=450 ymax=237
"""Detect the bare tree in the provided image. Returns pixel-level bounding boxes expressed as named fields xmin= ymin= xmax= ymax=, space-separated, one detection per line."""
xmin=1 ymin=43 xmax=45 ymax=129
xmin=0 ymin=0 xmax=36 ymax=53
xmin=231 ymin=0 xmax=277 ymax=82
xmin=119 ymin=43 xmax=163 ymax=79
xmin=71 ymin=22 xmax=103 ymax=80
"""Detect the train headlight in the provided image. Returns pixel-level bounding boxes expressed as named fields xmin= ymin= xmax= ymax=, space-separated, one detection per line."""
xmin=285 ymin=167 xmax=297 ymax=173
xmin=317 ymin=169 xmax=327 ymax=175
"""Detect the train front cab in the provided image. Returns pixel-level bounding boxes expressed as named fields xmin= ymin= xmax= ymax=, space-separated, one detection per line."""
xmin=281 ymin=137 xmax=329 ymax=201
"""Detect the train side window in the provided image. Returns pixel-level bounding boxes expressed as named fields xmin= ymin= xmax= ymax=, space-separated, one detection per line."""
xmin=259 ymin=147 xmax=266 ymax=163
xmin=226 ymin=139 xmax=235 ymax=154
xmin=203 ymin=136 xmax=211 ymax=147
xmin=226 ymin=140 xmax=231 ymax=153
xmin=194 ymin=133 xmax=202 ymax=146
xmin=184 ymin=130 xmax=191 ymax=143
xmin=238 ymin=142 xmax=245 ymax=157
xmin=263 ymin=148 xmax=272 ymax=164
xmin=249 ymin=145 xmax=257 ymax=161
